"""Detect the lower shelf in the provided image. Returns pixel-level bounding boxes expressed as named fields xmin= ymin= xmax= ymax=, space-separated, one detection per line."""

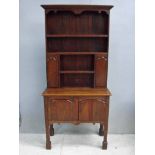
xmin=43 ymin=88 xmax=111 ymax=150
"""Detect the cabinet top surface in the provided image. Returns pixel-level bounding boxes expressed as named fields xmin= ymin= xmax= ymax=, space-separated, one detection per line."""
xmin=42 ymin=88 xmax=111 ymax=96
xmin=41 ymin=5 xmax=113 ymax=10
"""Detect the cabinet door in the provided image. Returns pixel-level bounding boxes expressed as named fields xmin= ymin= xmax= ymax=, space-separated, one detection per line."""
xmin=79 ymin=97 xmax=108 ymax=121
xmin=48 ymin=97 xmax=78 ymax=121
xmin=47 ymin=54 xmax=59 ymax=87
xmin=95 ymin=54 xmax=108 ymax=87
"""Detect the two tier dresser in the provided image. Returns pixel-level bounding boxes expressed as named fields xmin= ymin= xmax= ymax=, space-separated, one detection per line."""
xmin=41 ymin=5 xmax=113 ymax=150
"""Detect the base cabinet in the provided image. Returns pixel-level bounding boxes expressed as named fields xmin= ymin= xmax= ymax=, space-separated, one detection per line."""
xmin=46 ymin=96 xmax=109 ymax=122
xmin=44 ymin=95 xmax=110 ymax=150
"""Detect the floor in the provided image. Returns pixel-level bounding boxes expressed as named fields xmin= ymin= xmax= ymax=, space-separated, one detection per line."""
xmin=20 ymin=131 xmax=134 ymax=155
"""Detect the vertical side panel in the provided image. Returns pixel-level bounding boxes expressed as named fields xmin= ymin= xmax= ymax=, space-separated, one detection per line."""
xmin=95 ymin=54 xmax=108 ymax=87
xmin=47 ymin=54 xmax=59 ymax=87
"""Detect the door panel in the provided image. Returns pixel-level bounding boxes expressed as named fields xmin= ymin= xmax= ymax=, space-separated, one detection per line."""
xmin=47 ymin=54 xmax=59 ymax=87
xmin=48 ymin=97 xmax=78 ymax=121
xmin=79 ymin=100 xmax=91 ymax=121
xmin=95 ymin=54 xmax=108 ymax=87
xmin=79 ymin=97 xmax=107 ymax=121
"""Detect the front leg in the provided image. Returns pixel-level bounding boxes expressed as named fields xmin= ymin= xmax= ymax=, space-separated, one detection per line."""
xmin=102 ymin=123 xmax=108 ymax=150
xmin=102 ymin=97 xmax=109 ymax=150
xmin=44 ymin=97 xmax=51 ymax=149
xmin=46 ymin=125 xmax=51 ymax=149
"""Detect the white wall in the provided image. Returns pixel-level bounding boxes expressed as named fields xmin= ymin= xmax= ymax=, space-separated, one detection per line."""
xmin=20 ymin=0 xmax=135 ymax=133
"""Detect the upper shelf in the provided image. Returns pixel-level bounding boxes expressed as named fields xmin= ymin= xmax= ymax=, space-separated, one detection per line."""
xmin=46 ymin=34 xmax=108 ymax=38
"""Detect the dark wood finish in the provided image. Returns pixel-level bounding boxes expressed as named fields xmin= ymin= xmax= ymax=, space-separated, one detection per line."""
xmin=47 ymin=37 xmax=108 ymax=52
xmin=41 ymin=4 xmax=113 ymax=150
xmin=60 ymin=73 xmax=94 ymax=88
xmin=60 ymin=55 xmax=94 ymax=71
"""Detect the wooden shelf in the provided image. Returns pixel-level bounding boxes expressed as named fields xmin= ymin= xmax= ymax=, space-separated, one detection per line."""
xmin=47 ymin=52 xmax=108 ymax=55
xmin=44 ymin=5 xmax=109 ymax=88
xmin=46 ymin=34 xmax=108 ymax=38
xmin=42 ymin=88 xmax=112 ymax=96
xmin=60 ymin=70 xmax=94 ymax=74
